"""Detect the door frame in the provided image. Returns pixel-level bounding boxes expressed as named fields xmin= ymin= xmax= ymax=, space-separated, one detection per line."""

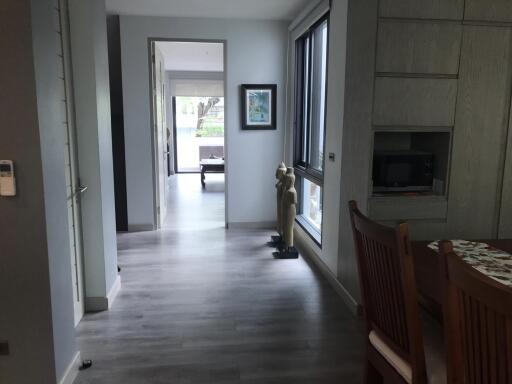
xmin=172 ymin=96 xmax=179 ymax=174
xmin=59 ymin=0 xmax=85 ymax=326
xmin=147 ymin=38 xmax=228 ymax=228
xmin=149 ymin=42 xmax=167 ymax=228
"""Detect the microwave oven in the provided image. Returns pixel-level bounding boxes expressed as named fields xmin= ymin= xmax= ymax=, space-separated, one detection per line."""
xmin=372 ymin=150 xmax=434 ymax=193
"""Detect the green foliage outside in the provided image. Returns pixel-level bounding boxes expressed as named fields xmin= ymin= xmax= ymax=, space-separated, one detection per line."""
xmin=195 ymin=116 xmax=224 ymax=137
xmin=196 ymin=124 xmax=224 ymax=137
xmin=176 ymin=96 xmax=224 ymax=137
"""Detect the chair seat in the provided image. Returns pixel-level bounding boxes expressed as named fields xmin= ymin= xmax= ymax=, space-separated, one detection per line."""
xmin=369 ymin=315 xmax=446 ymax=384
xmin=369 ymin=330 xmax=413 ymax=383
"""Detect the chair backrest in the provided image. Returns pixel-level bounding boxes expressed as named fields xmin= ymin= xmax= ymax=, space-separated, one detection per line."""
xmin=348 ymin=200 xmax=426 ymax=380
xmin=439 ymin=240 xmax=512 ymax=384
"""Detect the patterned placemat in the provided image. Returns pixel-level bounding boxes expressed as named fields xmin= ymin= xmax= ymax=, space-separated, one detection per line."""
xmin=428 ymin=240 xmax=512 ymax=287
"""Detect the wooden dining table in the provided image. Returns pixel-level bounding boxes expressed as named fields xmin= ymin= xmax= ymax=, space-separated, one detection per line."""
xmin=411 ymin=239 xmax=512 ymax=317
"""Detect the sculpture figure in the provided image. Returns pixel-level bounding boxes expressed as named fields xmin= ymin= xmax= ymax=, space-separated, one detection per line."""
xmin=270 ymin=162 xmax=287 ymax=246
xmin=274 ymin=167 xmax=299 ymax=259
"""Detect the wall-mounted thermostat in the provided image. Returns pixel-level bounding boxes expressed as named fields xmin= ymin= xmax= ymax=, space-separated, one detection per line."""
xmin=0 ymin=160 xmax=16 ymax=197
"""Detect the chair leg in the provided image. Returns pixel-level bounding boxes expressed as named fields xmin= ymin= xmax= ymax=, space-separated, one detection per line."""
xmin=364 ymin=360 xmax=383 ymax=384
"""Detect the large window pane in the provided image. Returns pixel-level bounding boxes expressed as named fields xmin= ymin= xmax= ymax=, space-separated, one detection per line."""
xmin=301 ymin=37 xmax=310 ymax=165
xmin=301 ymin=178 xmax=323 ymax=234
xmin=175 ymin=96 xmax=224 ymax=172
xmin=309 ymin=20 xmax=328 ymax=172
xmin=293 ymin=13 xmax=328 ymax=244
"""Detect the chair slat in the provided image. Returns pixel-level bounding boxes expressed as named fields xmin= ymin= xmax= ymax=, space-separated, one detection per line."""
xmin=440 ymin=241 xmax=512 ymax=383
xmin=349 ymin=201 xmax=426 ymax=384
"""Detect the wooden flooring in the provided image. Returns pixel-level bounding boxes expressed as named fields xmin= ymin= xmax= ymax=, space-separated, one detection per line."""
xmin=74 ymin=174 xmax=365 ymax=383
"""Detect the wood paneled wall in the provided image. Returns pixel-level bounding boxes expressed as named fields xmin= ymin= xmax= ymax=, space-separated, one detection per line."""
xmin=338 ymin=0 xmax=512 ymax=305
xmin=343 ymin=0 xmax=512 ymax=243
xmin=448 ymin=27 xmax=512 ymax=238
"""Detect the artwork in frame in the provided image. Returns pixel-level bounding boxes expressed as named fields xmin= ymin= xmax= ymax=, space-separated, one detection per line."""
xmin=241 ymin=84 xmax=277 ymax=130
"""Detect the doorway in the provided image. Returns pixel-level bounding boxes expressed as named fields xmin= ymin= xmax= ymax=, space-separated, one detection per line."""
xmin=173 ymin=95 xmax=225 ymax=173
xmin=149 ymin=40 xmax=226 ymax=229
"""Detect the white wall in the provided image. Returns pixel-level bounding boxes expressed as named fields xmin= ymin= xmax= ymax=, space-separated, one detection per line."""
xmin=285 ymin=0 xmax=349 ymax=273
xmin=120 ymin=16 xmax=288 ymax=228
xmin=0 ymin=0 xmax=77 ymax=382
xmin=69 ymin=0 xmax=119 ymax=309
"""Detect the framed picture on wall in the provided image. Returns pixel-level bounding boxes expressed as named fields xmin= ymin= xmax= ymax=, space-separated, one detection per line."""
xmin=241 ymin=84 xmax=277 ymax=130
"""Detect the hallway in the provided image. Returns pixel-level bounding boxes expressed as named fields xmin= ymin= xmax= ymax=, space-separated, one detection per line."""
xmin=164 ymin=173 xmax=226 ymax=230
xmin=75 ymin=175 xmax=365 ymax=383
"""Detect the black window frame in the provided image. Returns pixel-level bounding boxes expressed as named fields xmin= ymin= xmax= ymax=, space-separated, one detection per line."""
xmin=293 ymin=12 xmax=330 ymax=246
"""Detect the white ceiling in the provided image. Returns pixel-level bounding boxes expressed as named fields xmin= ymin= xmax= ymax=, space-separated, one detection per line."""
xmin=156 ymin=41 xmax=224 ymax=72
xmin=106 ymin=0 xmax=311 ymax=20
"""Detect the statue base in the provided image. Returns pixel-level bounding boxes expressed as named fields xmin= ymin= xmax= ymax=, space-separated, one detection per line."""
xmin=267 ymin=235 xmax=284 ymax=248
xmin=273 ymin=246 xmax=299 ymax=259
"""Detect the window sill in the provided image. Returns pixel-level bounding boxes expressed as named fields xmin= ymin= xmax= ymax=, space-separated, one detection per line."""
xmin=295 ymin=215 xmax=322 ymax=247
xmin=293 ymin=166 xmax=323 ymax=187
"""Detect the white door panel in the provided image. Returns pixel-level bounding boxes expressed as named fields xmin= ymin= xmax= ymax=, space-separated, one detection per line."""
xmin=57 ymin=0 xmax=85 ymax=326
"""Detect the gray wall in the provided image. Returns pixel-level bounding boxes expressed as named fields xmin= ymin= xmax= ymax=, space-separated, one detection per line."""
xmin=335 ymin=0 xmax=378 ymax=304
xmin=285 ymin=0 xmax=355 ymax=304
xmin=0 ymin=0 xmax=76 ymax=382
xmin=69 ymin=0 xmax=119 ymax=308
xmin=119 ymin=16 xmax=288 ymax=228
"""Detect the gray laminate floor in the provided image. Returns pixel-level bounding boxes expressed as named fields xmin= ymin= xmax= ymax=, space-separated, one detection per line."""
xmin=74 ymin=174 xmax=365 ymax=384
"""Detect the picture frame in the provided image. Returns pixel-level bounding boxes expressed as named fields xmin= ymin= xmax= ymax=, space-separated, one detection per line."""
xmin=240 ymin=84 xmax=277 ymax=130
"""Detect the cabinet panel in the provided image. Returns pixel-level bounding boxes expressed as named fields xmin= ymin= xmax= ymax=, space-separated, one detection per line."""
xmin=465 ymin=0 xmax=512 ymax=22
xmin=369 ymin=196 xmax=448 ymax=221
xmin=376 ymin=21 xmax=462 ymax=75
xmin=499 ymin=112 xmax=512 ymax=238
xmin=448 ymin=26 xmax=512 ymax=238
xmin=373 ymin=77 xmax=457 ymax=126
xmin=379 ymin=0 xmax=464 ymax=20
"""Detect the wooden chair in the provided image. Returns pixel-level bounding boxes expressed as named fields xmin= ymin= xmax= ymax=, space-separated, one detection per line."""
xmin=349 ymin=200 xmax=427 ymax=384
xmin=439 ymin=240 xmax=512 ymax=384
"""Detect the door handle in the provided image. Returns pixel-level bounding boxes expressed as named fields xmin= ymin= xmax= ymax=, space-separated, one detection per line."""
xmin=71 ymin=185 xmax=88 ymax=199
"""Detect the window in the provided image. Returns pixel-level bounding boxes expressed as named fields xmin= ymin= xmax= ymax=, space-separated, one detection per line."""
xmin=174 ymin=96 xmax=224 ymax=172
xmin=293 ymin=14 xmax=329 ymax=244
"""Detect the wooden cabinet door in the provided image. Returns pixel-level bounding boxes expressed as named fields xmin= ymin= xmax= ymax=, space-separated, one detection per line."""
xmin=448 ymin=26 xmax=512 ymax=238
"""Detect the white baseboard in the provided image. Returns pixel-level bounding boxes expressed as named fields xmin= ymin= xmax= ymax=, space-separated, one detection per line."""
xmin=127 ymin=224 xmax=154 ymax=232
xmin=107 ymin=274 xmax=122 ymax=309
xmin=227 ymin=221 xmax=276 ymax=229
xmin=59 ymin=351 xmax=81 ymax=384
xmin=295 ymin=229 xmax=362 ymax=317
xmin=85 ymin=275 xmax=121 ymax=312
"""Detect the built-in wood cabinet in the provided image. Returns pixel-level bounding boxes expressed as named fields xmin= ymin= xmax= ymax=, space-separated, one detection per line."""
xmin=373 ymin=77 xmax=457 ymax=126
xmin=448 ymin=27 xmax=512 ymax=238
xmin=379 ymin=0 xmax=464 ymax=20
xmin=376 ymin=21 xmax=462 ymax=75
xmin=465 ymin=0 xmax=512 ymax=22
xmin=499 ymin=127 xmax=512 ymax=238
xmin=365 ymin=0 xmax=512 ymax=240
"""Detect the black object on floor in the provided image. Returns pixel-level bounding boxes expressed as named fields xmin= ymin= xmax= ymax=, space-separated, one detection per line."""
xmin=79 ymin=360 xmax=93 ymax=371
xmin=273 ymin=246 xmax=299 ymax=259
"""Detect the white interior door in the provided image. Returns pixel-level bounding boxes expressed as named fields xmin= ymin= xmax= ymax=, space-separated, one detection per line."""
xmin=58 ymin=0 xmax=85 ymax=326
xmin=151 ymin=43 xmax=168 ymax=227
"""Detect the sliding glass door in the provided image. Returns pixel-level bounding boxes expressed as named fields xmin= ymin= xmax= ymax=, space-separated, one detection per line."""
xmin=173 ymin=96 xmax=224 ymax=173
